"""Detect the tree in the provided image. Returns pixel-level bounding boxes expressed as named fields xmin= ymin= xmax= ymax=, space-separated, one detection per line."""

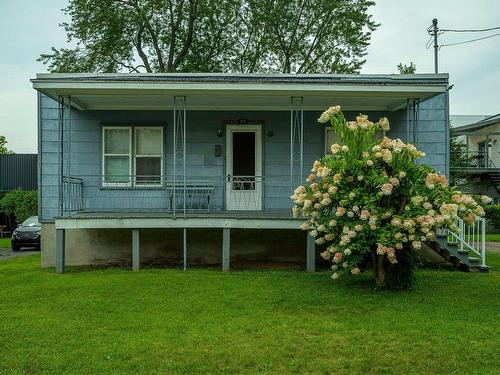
xmin=0 ymin=190 xmax=38 ymax=229
xmin=0 ymin=136 xmax=14 ymax=154
xmin=291 ymin=106 xmax=490 ymax=289
xmin=449 ymin=127 xmax=481 ymax=189
xmin=39 ymin=0 xmax=378 ymax=74
xmin=397 ymin=62 xmax=416 ymax=74
xmin=236 ymin=0 xmax=379 ymax=73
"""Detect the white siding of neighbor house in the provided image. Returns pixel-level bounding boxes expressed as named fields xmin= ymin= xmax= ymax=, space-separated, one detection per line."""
xmin=39 ymin=93 xmax=448 ymax=221
xmin=467 ymin=123 xmax=500 ymax=168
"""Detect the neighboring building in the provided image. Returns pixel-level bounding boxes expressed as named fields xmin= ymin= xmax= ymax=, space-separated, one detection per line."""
xmin=0 ymin=153 xmax=38 ymax=233
xmin=31 ymin=73 xmax=450 ymax=272
xmin=0 ymin=154 xmax=38 ymax=195
xmin=452 ymin=114 xmax=500 ymax=198
xmin=450 ymin=115 xmax=491 ymax=129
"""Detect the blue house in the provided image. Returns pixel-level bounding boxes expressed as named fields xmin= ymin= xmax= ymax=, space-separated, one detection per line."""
xmin=32 ymin=73 xmax=451 ymax=273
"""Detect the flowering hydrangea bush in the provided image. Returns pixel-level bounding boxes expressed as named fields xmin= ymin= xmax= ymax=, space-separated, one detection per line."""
xmin=292 ymin=106 xmax=492 ymax=289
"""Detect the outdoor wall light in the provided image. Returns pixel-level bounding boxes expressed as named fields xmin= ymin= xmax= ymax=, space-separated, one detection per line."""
xmin=217 ymin=128 xmax=224 ymax=137
xmin=267 ymin=130 xmax=274 ymax=138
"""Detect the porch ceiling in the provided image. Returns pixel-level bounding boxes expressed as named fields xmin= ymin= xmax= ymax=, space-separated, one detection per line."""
xmin=32 ymin=73 xmax=449 ymax=111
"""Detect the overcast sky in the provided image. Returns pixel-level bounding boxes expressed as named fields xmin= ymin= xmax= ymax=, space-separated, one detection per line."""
xmin=0 ymin=0 xmax=499 ymax=153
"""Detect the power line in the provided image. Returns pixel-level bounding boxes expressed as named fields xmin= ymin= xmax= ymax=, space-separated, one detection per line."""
xmin=439 ymin=32 xmax=500 ymax=48
xmin=440 ymin=26 xmax=500 ymax=33
xmin=426 ymin=18 xmax=500 ymax=72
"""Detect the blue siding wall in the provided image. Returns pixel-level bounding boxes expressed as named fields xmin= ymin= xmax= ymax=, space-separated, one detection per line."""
xmin=39 ymin=94 xmax=448 ymax=221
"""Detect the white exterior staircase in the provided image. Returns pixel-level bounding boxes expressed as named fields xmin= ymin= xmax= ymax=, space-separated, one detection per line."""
xmin=430 ymin=218 xmax=489 ymax=272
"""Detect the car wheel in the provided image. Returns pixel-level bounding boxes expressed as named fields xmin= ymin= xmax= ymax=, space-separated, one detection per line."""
xmin=11 ymin=244 xmax=20 ymax=251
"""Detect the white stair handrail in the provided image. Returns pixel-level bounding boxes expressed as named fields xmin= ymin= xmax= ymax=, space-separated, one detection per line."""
xmin=444 ymin=217 xmax=486 ymax=267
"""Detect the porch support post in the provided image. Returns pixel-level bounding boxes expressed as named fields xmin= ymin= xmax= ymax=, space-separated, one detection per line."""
xmin=412 ymin=99 xmax=419 ymax=146
xmin=222 ymin=228 xmax=230 ymax=272
xmin=58 ymin=96 xmax=65 ymax=217
xmin=65 ymin=96 xmax=72 ymax=216
xmin=290 ymin=96 xmax=304 ymax=192
xmin=306 ymin=233 xmax=315 ymax=272
xmin=173 ymin=96 xmax=187 ymax=218
xmin=485 ymin=135 xmax=490 ymax=168
xmin=183 ymin=228 xmax=187 ymax=271
xmin=55 ymin=229 xmax=66 ymax=274
xmin=132 ymin=229 xmax=140 ymax=271
xmin=405 ymin=98 xmax=410 ymax=143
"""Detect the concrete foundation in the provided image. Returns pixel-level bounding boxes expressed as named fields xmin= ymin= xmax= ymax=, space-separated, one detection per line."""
xmin=41 ymin=223 xmax=318 ymax=269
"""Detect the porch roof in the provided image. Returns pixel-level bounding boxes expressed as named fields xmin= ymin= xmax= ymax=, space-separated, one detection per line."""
xmin=453 ymin=113 xmax=500 ymax=135
xmin=31 ymin=73 xmax=449 ymax=111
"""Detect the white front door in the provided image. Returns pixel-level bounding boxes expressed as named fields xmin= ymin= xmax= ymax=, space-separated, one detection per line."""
xmin=226 ymin=125 xmax=262 ymax=210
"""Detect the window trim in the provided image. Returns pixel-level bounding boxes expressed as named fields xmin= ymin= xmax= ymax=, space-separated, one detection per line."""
xmin=101 ymin=126 xmax=164 ymax=188
xmin=133 ymin=126 xmax=164 ymax=187
xmin=102 ymin=126 xmax=132 ymax=187
xmin=324 ymin=127 xmax=337 ymax=154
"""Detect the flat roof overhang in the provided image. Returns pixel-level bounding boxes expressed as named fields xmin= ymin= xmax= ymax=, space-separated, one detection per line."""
xmin=31 ymin=73 xmax=449 ymax=111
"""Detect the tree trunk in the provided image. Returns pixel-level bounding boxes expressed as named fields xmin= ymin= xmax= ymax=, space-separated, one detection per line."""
xmin=373 ymin=254 xmax=389 ymax=287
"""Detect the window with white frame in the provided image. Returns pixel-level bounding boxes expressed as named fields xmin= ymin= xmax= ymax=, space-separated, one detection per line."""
xmin=324 ymin=127 xmax=384 ymax=154
xmin=134 ymin=127 xmax=163 ymax=185
xmin=103 ymin=127 xmax=132 ymax=184
xmin=102 ymin=126 xmax=163 ymax=186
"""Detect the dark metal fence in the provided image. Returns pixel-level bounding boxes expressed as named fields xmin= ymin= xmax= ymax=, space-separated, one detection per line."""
xmin=0 ymin=154 xmax=38 ymax=195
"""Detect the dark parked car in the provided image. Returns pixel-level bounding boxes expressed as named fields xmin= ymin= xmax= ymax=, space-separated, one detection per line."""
xmin=11 ymin=216 xmax=41 ymax=251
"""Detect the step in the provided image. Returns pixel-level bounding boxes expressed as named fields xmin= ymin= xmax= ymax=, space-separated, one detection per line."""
xmin=447 ymin=242 xmax=458 ymax=247
xmin=468 ymin=257 xmax=480 ymax=263
xmin=457 ymin=249 xmax=469 ymax=255
xmin=474 ymin=265 xmax=490 ymax=273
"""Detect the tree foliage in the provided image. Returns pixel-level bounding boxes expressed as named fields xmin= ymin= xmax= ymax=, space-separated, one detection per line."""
xmin=291 ymin=106 xmax=491 ymax=289
xmin=449 ymin=127 xmax=481 ymax=189
xmin=397 ymin=62 xmax=416 ymax=74
xmin=39 ymin=0 xmax=378 ymax=74
xmin=0 ymin=136 xmax=14 ymax=154
xmin=0 ymin=190 xmax=38 ymax=227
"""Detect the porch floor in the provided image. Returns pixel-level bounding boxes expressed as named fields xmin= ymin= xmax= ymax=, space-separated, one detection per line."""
xmin=54 ymin=209 xmax=302 ymax=230
xmin=60 ymin=209 xmax=294 ymax=220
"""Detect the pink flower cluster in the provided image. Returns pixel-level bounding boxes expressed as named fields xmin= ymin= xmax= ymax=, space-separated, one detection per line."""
xmin=376 ymin=243 xmax=397 ymax=264
xmin=426 ymin=173 xmax=448 ymax=189
xmin=292 ymin=105 xmax=491 ymax=281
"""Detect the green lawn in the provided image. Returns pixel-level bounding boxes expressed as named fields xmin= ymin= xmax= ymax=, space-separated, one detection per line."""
xmin=0 ymin=237 xmax=11 ymax=249
xmin=466 ymin=234 xmax=500 ymax=242
xmin=0 ymin=255 xmax=499 ymax=374
xmin=486 ymin=233 xmax=500 ymax=242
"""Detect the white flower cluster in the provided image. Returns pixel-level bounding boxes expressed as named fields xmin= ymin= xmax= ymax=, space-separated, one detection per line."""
xmin=293 ymin=106 xmax=491 ymax=281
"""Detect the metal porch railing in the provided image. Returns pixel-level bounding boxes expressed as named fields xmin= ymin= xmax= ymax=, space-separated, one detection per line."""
xmin=450 ymin=151 xmax=497 ymax=170
xmin=61 ymin=174 xmax=292 ymax=215
xmin=62 ymin=176 xmax=83 ymax=213
xmin=437 ymin=217 xmax=487 ymax=267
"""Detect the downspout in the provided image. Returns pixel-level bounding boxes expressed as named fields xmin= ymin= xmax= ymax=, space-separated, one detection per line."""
xmin=445 ymin=86 xmax=452 ymax=179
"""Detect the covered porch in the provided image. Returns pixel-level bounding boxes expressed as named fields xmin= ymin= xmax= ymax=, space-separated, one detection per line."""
xmin=32 ymin=73 xmax=449 ymax=273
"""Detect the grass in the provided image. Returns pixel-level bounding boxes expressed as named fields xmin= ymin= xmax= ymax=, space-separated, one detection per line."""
xmin=466 ymin=233 xmax=500 ymax=242
xmin=0 ymin=255 xmax=499 ymax=374
xmin=0 ymin=237 xmax=11 ymax=249
xmin=486 ymin=233 xmax=500 ymax=242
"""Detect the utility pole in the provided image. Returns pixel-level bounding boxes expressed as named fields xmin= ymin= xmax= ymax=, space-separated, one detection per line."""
xmin=432 ymin=18 xmax=439 ymax=73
